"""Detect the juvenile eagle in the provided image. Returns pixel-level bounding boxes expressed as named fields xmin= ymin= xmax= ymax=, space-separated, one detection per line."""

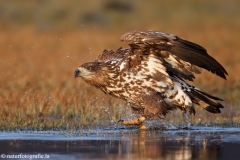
xmin=75 ymin=30 xmax=228 ymax=129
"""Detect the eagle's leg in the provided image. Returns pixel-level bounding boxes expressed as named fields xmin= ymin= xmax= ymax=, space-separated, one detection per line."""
xmin=120 ymin=117 xmax=147 ymax=129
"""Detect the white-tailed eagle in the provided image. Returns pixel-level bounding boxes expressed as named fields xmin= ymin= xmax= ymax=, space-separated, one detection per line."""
xmin=75 ymin=30 xmax=228 ymax=129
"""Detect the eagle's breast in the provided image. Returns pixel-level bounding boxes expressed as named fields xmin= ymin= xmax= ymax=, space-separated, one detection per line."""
xmin=104 ymin=53 xmax=171 ymax=109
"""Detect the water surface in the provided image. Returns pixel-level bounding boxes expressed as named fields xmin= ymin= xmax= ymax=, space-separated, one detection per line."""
xmin=0 ymin=127 xmax=240 ymax=160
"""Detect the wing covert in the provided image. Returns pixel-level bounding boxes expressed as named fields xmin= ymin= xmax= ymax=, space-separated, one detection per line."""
xmin=121 ymin=30 xmax=228 ymax=79
xmin=95 ymin=47 xmax=129 ymax=63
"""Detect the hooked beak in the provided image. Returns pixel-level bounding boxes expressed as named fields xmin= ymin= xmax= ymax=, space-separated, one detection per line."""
xmin=74 ymin=68 xmax=81 ymax=78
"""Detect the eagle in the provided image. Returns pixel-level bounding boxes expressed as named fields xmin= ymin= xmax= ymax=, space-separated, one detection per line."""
xmin=74 ymin=30 xmax=228 ymax=129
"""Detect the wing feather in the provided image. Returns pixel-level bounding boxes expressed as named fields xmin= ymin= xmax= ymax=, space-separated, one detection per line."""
xmin=121 ymin=30 xmax=228 ymax=79
xmin=95 ymin=47 xmax=129 ymax=62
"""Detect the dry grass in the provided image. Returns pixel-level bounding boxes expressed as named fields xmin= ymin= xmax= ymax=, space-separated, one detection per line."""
xmin=0 ymin=0 xmax=240 ymax=130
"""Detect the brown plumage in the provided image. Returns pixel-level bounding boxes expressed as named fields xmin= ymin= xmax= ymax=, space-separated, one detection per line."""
xmin=74 ymin=30 xmax=228 ymax=128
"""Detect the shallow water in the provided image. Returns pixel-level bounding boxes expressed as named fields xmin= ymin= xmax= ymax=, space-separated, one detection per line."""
xmin=0 ymin=127 xmax=240 ymax=160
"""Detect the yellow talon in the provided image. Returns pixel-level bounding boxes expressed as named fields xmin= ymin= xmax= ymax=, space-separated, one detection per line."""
xmin=120 ymin=117 xmax=147 ymax=129
xmin=139 ymin=124 xmax=147 ymax=130
xmin=138 ymin=117 xmax=146 ymax=123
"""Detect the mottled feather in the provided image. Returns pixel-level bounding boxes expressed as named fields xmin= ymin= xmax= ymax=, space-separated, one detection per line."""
xmin=75 ymin=30 xmax=227 ymax=120
xmin=121 ymin=30 xmax=228 ymax=79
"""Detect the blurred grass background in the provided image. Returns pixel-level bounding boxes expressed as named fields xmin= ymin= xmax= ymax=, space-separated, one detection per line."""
xmin=0 ymin=0 xmax=240 ymax=130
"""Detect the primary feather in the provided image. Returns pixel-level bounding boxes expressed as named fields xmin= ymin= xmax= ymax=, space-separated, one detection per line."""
xmin=75 ymin=30 xmax=227 ymax=119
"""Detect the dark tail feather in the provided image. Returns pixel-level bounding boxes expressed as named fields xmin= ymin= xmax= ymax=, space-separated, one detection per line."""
xmin=194 ymin=88 xmax=224 ymax=101
xmin=188 ymin=88 xmax=224 ymax=114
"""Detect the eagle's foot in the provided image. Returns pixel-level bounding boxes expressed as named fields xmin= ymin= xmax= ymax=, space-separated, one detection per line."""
xmin=118 ymin=117 xmax=147 ymax=129
xmin=139 ymin=123 xmax=147 ymax=130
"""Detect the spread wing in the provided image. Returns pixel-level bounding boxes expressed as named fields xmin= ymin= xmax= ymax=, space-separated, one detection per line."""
xmin=121 ymin=30 xmax=228 ymax=80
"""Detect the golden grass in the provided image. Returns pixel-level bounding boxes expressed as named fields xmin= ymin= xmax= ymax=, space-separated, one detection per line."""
xmin=0 ymin=0 xmax=240 ymax=130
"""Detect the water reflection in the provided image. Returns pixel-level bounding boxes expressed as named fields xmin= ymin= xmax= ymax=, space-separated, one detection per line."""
xmin=0 ymin=127 xmax=240 ymax=160
xmin=116 ymin=130 xmax=222 ymax=160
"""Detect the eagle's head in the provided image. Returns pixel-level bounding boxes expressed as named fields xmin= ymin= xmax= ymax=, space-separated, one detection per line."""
xmin=75 ymin=62 xmax=109 ymax=87
xmin=75 ymin=62 xmax=99 ymax=79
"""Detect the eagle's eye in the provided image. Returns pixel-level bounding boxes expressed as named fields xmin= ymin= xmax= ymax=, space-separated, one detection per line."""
xmin=81 ymin=62 xmax=101 ymax=72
